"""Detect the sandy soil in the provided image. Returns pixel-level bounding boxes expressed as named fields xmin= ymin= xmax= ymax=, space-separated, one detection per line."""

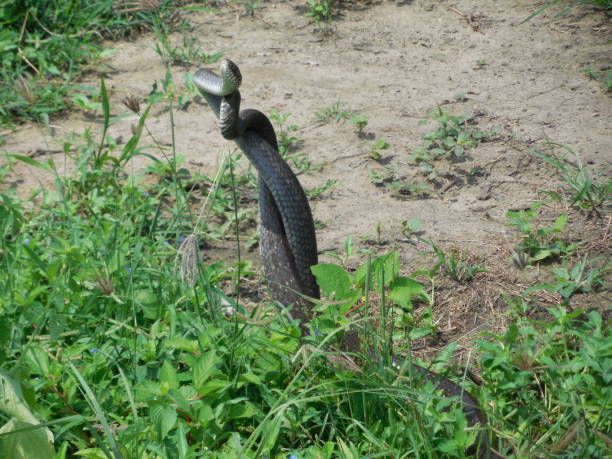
xmin=2 ymin=0 xmax=610 ymax=359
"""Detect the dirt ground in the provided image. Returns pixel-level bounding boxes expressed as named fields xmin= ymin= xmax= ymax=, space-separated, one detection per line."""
xmin=2 ymin=0 xmax=610 ymax=360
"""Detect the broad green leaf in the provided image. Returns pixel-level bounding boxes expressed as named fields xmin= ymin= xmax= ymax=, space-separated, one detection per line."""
xmin=23 ymin=346 xmax=49 ymax=377
xmin=389 ymin=277 xmax=427 ymax=310
xmin=150 ymin=404 xmax=177 ymax=439
xmin=311 ymin=264 xmax=353 ymax=299
xmin=193 ymin=351 xmax=221 ymax=392
xmin=228 ymin=402 xmax=257 ymax=420
xmin=409 ymin=327 xmax=434 ymax=340
xmin=159 ymin=361 xmax=178 ymax=390
xmin=0 ymin=370 xmax=41 ymax=427
xmin=0 ymin=420 xmax=54 ymax=459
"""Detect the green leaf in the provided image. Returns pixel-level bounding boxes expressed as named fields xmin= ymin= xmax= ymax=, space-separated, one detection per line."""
xmin=100 ymin=77 xmax=109 ymax=130
xmin=372 ymin=252 xmax=400 ymax=288
xmin=159 ymin=361 xmax=178 ymax=390
xmin=531 ymin=249 xmax=552 ymax=262
xmin=260 ymin=415 xmax=282 ymax=453
xmin=0 ymin=420 xmax=54 ymax=459
xmin=0 ymin=370 xmax=42 ymax=427
xmin=227 ymin=402 xmax=257 ymax=420
xmin=193 ymin=351 xmax=221 ymax=391
xmin=150 ymin=404 xmax=177 ymax=439
xmin=409 ymin=327 xmax=434 ymax=340
xmin=389 ymin=277 xmax=427 ymax=310
xmin=7 ymin=155 xmax=52 ymax=172
xmin=24 ymin=346 xmax=49 ymax=376
xmin=553 ymin=213 xmax=568 ymax=231
xmin=311 ymin=264 xmax=353 ymax=299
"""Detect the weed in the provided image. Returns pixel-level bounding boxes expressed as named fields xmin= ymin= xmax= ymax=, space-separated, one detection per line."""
xmin=370 ymin=139 xmax=391 ymax=160
xmin=400 ymin=218 xmax=423 ymax=238
xmin=410 ymin=107 xmax=497 ymax=163
xmin=349 ymin=114 xmax=368 ymax=136
xmin=269 ymin=110 xmax=324 ymax=175
xmin=369 ymin=167 xmax=429 ymax=197
xmin=521 ymin=0 xmax=612 ymax=23
xmin=505 ymin=202 xmax=579 ymax=264
xmin=307 ymin=178 xmax=337 ymax=200
xmin=527 ymin=256 xmax=610 ymax=299
xmin=362 ymin=222 xmax=384 ymax=245
xmin=306 ymin=0 xmax=333 ymax=24
xmin=269 ymin=110 xmax=300 ymax=156
xmin=478 ymin=306 xmax=609 ymax=456
xmin=424 ymin=240 xmax=487 ymax=282
xmin=323 ymin=236 xmax=370 ymax=266
xmin=153 ymin=25 xmax=223 ymax=67
xmin=240 ymin=0 xmax=262 ymax=16
xmin=315 ymin=99 xmax=355 ymax=123
xmin=529 ymin=142 xmax=611 ymax=217
xmin=0 ymin=0 xmax=176 ymax=126
xmin=582 ymin=65 xmax=612 ymax=91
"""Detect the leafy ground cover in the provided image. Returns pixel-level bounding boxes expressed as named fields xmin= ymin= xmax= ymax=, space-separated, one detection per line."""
xmin=0 ymin=0 xmax=610 ymax=458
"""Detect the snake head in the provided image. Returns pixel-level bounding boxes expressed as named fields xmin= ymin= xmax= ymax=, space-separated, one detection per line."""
xmin=219 ymin=59 xmax=242 ymax=95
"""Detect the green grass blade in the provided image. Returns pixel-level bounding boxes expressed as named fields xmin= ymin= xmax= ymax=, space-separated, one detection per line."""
xmin=69 ymin=364 xmax=123 ymax=459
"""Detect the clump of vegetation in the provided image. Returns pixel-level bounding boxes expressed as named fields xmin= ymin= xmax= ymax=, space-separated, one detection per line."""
xmin=529 ymin=142 xmax=611 ymax=218
xmin=505 ymin=203 xmax=579 ymax=265
xmin=409 ymin=107 xmax=498 ymax=163
xmin=369 ymin=166 xmax=429 ymax=197
xmin=582 ymin=65 xmax=612 ymax=91
xmin=315 ymin=99 xmax=355 ymax=123
xmin=306 ymin=0 xmax=333 ymax=25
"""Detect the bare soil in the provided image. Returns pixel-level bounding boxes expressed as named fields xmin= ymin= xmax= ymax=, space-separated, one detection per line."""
xmin=2 ymin=0 xmax=610 ymax=361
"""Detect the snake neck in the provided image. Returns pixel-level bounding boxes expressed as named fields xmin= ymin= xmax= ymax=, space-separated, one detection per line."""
xmin=219 ymin=92 xmax=241 ymax=140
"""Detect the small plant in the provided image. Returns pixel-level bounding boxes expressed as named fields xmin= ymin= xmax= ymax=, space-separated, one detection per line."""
xmin=306 ymin=0 xmax=333 ymax=24
xmin=529 ymin=143 xmax=611 ymax=217
xmin=521 ymin=0 xmax=612 ymax=24
xmin=527 ymin=256 xmax=609 ymax=299
xmin=370 ymin=139 xmax=391 ymax=160
xmin=269 ymin=110 xmax=325 ymax=175
xmin=424 ymin=241 xmax=487 ymax=282
xmin=153 ymin=28 xmax=223 ymax=66
xmin=582 ymin=65 xmax=612 ymax=91
xmin=505 ymin=203 xmax=580 ymax=264
xmin=241 ymin=0 xmax=262 ymax=16
xmin=315 ymin=99 xmax=354 ymax=123
xmin=369 ymin=168 xmax=429 ymax=197
xmin=410 ymin=107 xmax=497 ymax=163
xmin=362 ymin=222 xmax=384 ymax=245
xmin=307 ymin=178 xmax=337 ymax=200
xmin=323 ymin=236 xmax=369 ymax=266
xmin=349 ymin=114 xmax=368 ymax=136
xmin=400 ymin=218 xmax=423 ymax=239
xmin=269 ymin=110 xmax=300 ymax=156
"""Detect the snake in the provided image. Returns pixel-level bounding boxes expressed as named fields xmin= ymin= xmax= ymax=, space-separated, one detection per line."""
xmin=194 ymin=59 xmax=497 ymax=458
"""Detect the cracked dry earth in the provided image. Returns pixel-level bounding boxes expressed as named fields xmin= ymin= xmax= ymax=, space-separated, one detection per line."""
xmin=2 ymin=0 xmax=610 ymax=358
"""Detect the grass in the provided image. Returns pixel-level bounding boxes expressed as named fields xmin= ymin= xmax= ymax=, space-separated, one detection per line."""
xmin=0 ymin=2 xmax=610 ymax=458
xmin=0 ymin=0 xmax=209 ymax=128
xmin=1 ymin=82 xmax=608 ymax=454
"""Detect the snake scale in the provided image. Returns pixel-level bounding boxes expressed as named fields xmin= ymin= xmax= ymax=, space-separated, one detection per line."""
xmin=194 ymin=59 xmax=497 ymax=458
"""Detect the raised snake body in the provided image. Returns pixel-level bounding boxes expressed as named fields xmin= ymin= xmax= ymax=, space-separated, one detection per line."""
xmin=194 ymin=59 xmax=495 ymax=458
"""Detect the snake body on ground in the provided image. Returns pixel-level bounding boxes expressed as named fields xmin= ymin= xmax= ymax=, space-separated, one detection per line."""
xmin=194 ymin=59 xmax=497 ymax=458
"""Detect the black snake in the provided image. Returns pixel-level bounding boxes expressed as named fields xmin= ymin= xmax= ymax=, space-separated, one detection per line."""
xmin=194 ymin=59 xmax=496 ymax=458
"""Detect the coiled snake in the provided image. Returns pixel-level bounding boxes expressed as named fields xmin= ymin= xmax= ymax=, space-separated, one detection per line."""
xmin=194 ymin=59 xmax=495 ymax=458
